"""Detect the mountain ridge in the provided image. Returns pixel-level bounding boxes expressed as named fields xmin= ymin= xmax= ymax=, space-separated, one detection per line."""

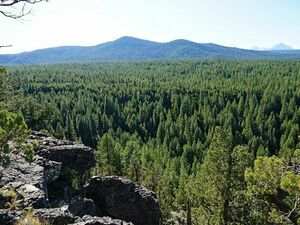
xmin=271 ymin=43 xmax=293 ymax=51
xmin=1 ymin=36 xmax=300 ymax=64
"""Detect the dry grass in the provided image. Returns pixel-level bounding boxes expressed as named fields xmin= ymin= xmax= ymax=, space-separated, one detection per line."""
xmin=14 ymin=210 xmax=43 ymax=225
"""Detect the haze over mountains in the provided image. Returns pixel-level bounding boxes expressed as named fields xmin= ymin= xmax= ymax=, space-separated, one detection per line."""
xmin=0 ymin=37 xmax=300 ymax=64
xmin=252 ymin=43 xmax=294 ymax=51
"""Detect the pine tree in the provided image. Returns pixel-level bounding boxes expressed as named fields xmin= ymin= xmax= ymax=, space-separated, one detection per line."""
xmin=188 ymin=126 xmax=231 ymax=224
xmin=95 ymin=133 xmax=115 ymax=175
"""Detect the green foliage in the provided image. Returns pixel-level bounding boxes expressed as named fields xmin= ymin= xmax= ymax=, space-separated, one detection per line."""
xmin=8 ymin=96 xmax=58 ymax=131
xmin=0 ymin=110 xmax=28 ymax=167
xmin=95 ymin=133 xmax=122 ymax=176
xmin=65 ymin=167 xmax=80 ymax=190
xmin=245 ymin=156 xmax=285 ymax=196
xmin=245 ymin=156 xmax=300 ymax=224
xmin=280 ymin=171 xmax=300 ymax=196
xmin=0 ymin=67 xmax=6 ymax=74
xmin=0 ymin=66 xmax=8 ymax=103
xmin=22 ymin=143 xmax=35 ymax=163
xmin=292 ymin=149 xmax=300 ymax=165
xmin=0 ymin=66 xmax=32 ymax=168
xmin=187 ymin=126 xmax=231 ymax=224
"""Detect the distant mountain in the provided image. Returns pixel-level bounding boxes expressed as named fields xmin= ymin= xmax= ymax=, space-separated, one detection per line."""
xmin=270 ymin=43 xmax=293 ymax=51
xmin=251 ymin=46 xmax=262 ymax=51
xmin=1 ymin=36 xmax=300 ymax=64
xmin=251 ymin=46 xmax=268 ymax=51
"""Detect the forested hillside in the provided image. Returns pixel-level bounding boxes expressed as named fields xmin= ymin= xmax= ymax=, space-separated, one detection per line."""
xmin=1 ymin=37 xmax=300 ymax=64
xmin=5 ymin=60 xmax=300 ymax=224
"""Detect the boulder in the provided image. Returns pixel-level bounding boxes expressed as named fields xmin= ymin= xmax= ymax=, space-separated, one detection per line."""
xmin=35 ymin=207 xmax=75 ymax=225
xmin=86 ymin=176 xmax=160 ymax=225
xmin=0 ymin=154 xmax=47 ymax=209
xmin=71 ymin=215 xmax=134 ymax=225
xmin=33 ymin=132 xmax=95 ymax=174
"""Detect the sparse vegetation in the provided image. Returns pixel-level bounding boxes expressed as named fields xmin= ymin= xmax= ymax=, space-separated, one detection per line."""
xmin=14 ymin=210 xmax=43 ymax=225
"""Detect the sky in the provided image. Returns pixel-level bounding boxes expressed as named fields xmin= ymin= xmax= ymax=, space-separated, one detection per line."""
xmin=0 ymin=0 xmax=300 ymax=54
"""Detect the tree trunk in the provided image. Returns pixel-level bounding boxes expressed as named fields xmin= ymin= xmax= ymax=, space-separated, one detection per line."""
xmin=223 ymin=199 xmax=229 ymax=225
xmin=187 ymin=200 xmax=192 ymax=225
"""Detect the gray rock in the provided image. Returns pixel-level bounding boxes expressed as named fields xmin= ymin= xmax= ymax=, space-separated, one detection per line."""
xmin=37 ymin=145 xmax=94 ymax=171
xmin=0 ymin=154 xmax=47 ymax=209
xmin=0 ymin=154 xmax=44 ymax=190
xmin=71 ymin=215 xmax=134 ymax=225
xmin=0 ymin=133 xmax=161 ymax=225
xmin=69 ymin=197 xmax=102 ymax=217
xmin=36 ymin=157 xmax=62 ymax=184
xmin=86 ymin=176 xmax=160 ymax=225
xmin=35 ymin=207 xmax=75 ymax=225
xmin=0 ymin=209 xmax=22 ymax=225
xmin=17 ymin=184 xmax=46 ymax=208
xmin=1 ymin=208 xmax=74 ymax=225
xmin=33 ymin=132 xmax=95 ymax=174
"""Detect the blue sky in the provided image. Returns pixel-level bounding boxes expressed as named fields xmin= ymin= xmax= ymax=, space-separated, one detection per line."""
xmin=0 ymin=0 xmax=300 ymax=53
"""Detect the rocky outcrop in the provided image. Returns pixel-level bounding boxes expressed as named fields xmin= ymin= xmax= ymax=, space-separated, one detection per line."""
xmin=32 ymin=131 xmax=95 ymax=178
xmin=32 ymin=131 xmax=95 ymax=207
xmin=86 ymin=176 xmax=160 ymax=225
xmin=0 ymin=132 xmax=160 ymax=225
xmin=71 ymin=216 xmax=134 ymax=225
xmin=0 ymin=154 xmax=47 ymax=209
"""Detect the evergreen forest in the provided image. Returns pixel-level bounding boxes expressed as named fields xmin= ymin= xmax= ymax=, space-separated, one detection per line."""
xmin=3 ymin=60 xmax=300 ymax=224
